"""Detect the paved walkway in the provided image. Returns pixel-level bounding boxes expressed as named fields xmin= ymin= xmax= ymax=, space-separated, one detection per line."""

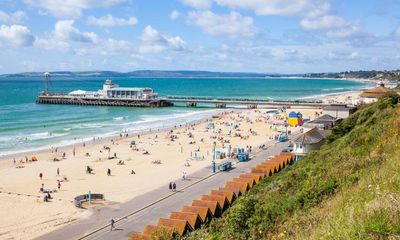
xmin=37 ymin=139 xmax=289 ymax=240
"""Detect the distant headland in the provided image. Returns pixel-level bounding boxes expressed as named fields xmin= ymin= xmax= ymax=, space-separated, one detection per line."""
xmin=1 ymin=69 xmax=399 ymax=80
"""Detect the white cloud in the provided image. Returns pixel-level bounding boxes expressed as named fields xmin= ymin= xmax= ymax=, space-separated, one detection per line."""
xmin=214 ymin=0 xmax=330 ymax=18
xmin=34 ymin=37 xmax=70 ymax=52
xmin=393 ymin=27 xmax=400 ymax=38
xmin=23 ymin=0 xmax=125 ymax=19
xmin=187 ymin=11 xmax=258 ymax=38
xmin=300 ymin=15 xmax=362 ymax=38
xmin=0 ymin=24 xmax=34 ymax=47
xmin=165 ymin=36 xmax=186 ymax=50
xmin=97 ymin=38 xmax=133 ymax=55
xmin=87 ymin=14 xmax=138 ymax=27
xmin=300 ymin=15 xmax=346 ymax=31
xmin=139 ymin=25 xmax=186 ymax=53
xmin=169 ymin=10 xmax=181 ymax=20
xmin=271 ymin=48 xmax=299 ymax=60
xmin=326 ymin=24 xmax=362 ymax=38
xmin=180 ymin=0 xmax=212 ymax=9
xmin=328 ymin=51 xmax=359 ymax=60
xmin=55 ymin=20 xmax=99 ymax=43
xmin=0 ymin=10 xmax=26 ymax=23
xmin=140 ymin=25 xmax=161 ymax=43
xmin=34 ymin=20 xmax=99 ymax=52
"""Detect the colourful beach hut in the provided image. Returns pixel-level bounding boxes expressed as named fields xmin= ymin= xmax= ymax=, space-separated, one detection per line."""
xmin=288 ymin=112 xmax=303 ymax=127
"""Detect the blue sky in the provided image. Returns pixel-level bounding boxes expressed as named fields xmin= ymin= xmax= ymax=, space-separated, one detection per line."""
xmin=0 ymin=0 xmax=399 ymax=74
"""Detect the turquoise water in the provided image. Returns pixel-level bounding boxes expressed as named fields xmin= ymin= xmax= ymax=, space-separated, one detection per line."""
xmin=0 ymin=77 xmax=367 ymax=156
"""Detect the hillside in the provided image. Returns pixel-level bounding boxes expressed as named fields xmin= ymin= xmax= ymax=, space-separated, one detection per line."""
xmin=189 ymin=93 xmax=400 ymax=240
xmin=304 ymin=70 xmax=400 ymax=81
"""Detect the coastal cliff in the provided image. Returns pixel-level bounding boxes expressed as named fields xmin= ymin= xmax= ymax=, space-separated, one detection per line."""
xmin=187 ymin=93 xmax=400 ymax=240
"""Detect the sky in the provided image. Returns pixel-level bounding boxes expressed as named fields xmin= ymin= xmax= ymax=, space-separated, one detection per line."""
xmin=0 ymin=0 xmax=399 ymax=74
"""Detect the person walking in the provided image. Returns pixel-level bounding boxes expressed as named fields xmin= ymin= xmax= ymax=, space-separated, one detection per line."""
xmin=110 ymin=219 xmax=115 ymax=231
xmin=107 ymin=168 xmax=111 ymax=176
xmin=39 ymin=173 xmax=43 ymax=180
xmin=57 ymin=168 xmax=60 ymax=176
xmin=57 ymin=181 xmax=61 ymax=191
xmin=169 ymin=182 xmax=172 ymax=192
xmin=173 ymin=182 xmax=176 ymax=192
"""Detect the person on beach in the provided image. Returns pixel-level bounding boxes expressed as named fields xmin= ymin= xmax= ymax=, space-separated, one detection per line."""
xmin=173 ymin=182 xmax=176 ymax=192
xmin=169 ymin=182 xmax=172 ymax=191
xmin=39 ymin=173 xmax=43 ymax=180
xmin=57 ymin=168 xmax=59 ymax=176
xmin=57 ymin=181 xmax=61 ymax=191
xmin=110 ymin=219 xmax=115 ymax=231
xmin=107 ymin=168 xmax=111 ymax=176
xmin=13 ymin=158 xmax=16 ymax=165
xmin=131 ymin=170 xmax=135 ymax=174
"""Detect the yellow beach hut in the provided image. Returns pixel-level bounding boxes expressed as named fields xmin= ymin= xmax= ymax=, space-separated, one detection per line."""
xmin=288 ymin=112 xmax=303 ymax=127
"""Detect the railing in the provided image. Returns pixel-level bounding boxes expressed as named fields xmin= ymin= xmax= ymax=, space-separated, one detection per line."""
xmin=165 ymin=96 xmax=324 ymax=104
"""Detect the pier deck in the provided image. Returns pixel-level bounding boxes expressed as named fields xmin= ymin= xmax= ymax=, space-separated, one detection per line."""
xmin=166 ymin=96 xmax=333 ymax=108
xmin=37 ymin=95 xmax=172 ymax=107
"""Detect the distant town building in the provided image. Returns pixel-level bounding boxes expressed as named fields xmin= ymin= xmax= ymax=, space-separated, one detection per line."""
xmin=359 ymin=82 xmax=396 ymax=104
xmin=293 ymin=128 xmax=330 ymax=159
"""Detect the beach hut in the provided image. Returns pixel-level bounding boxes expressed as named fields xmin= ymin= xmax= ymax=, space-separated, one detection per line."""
xmin=181 ymin=206 xmax=213 ymax=224
xmin=157 ymin=218 xmax=193 ymax=236
xmin=293 ymin=127 xmax=330 ymax=159
xmin=288 ymin=111 xmax=303 ymax=127
xmin=169 ymin=212 xmax=203 ymax=230
xmin=201 ymin=194 xmax=230 ymax=212
xmin=192 ymin=200 xmax=222 ymax=218
xmin=211 ymin=189 xmax=237 ymax=204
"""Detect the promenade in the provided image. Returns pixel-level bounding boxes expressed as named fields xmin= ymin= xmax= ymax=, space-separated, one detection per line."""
xmin=37 ymin=139 xmax=289 ymax=240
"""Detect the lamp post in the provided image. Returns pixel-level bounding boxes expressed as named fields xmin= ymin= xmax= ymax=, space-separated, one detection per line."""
xmin=212 ymin=141 xmax=216 ymax=173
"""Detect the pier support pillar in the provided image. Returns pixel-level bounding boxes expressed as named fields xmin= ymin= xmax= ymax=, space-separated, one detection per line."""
xmin=216 ymin=103 xmax=226 ymax=108
xmin=186 ymin=102 xmax=197 ymax=107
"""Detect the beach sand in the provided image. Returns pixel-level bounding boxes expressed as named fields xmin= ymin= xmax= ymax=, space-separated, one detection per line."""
xmin=0 ymin=106 xmax=324 ymax=239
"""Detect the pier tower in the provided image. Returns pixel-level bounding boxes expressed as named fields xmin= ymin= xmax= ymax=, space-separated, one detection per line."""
xmin=44 ymin=72 xmax=50 ymax=95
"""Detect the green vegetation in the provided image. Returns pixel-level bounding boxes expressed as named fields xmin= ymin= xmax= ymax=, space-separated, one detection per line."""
xmin=189 ymin=93 xmax=400 ymax=240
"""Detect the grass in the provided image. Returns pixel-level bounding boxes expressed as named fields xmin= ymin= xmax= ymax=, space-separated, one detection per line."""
xmin=188 ymin=93 xmax=400 ymax=240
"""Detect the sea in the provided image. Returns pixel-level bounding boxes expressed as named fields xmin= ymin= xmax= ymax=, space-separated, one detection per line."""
xmin=0 ymin=76 xmax=369 ymax=157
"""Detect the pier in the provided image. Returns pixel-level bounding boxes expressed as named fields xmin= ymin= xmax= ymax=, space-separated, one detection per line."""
xmin=166 ymin=96 xmax=333 ymax=108
xmin=35 ymin=74 xmax=338 ymax=109
xmin=36 ymin=94 xmax=172 ymax=107
xmin=37 ymin=95 xmax=340 ymax=108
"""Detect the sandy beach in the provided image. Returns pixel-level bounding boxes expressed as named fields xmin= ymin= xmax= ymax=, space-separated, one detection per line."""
xmin=0 ymin=105 xmax=326 ymax=240
xmin=1 ymin=80 xmax=391 ymax=239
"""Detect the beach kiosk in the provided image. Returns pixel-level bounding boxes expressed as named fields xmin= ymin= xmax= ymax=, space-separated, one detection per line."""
xmin=232 ymin=147 xmax=249 ymax=162
xmin=217 ymin=160 xmax=232 ymax=171
xmin=288 ymin=112 xmax=303 ymax=127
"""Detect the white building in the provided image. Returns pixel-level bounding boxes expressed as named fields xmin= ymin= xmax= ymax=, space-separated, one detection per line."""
xmin=68 ymin=79 xmax=158 ymax=100
xmin=293 ymin=128 xmax=330 ymax=158
xmin=322 ymin=105 xmax=356 ymax=119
